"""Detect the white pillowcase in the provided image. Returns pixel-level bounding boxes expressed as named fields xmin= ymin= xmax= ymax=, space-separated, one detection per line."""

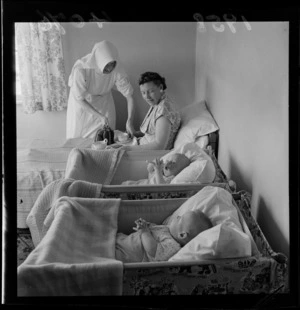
xmin=169 ymin=221 xmax=252 ymax=261
xmin=161 ymin=142 xmax=216 ymax=184
xmin=174 ymin=100 xmax=219 ymax=149
xmin=171 ymin=160 xmax=210 ymax=184
xmin=164 ymin=186 xmax=253 ymax=261
xmin=163 ymin=186 xmax=242 ymax=229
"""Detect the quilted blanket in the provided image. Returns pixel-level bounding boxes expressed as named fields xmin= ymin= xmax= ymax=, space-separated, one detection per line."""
xmin=65 ymin=148 xmax=125 ymax=184
xmin=27 ymin=178 xmax=103 ymax=247
xmin=18 ymin=196 xmax=123 ymax=296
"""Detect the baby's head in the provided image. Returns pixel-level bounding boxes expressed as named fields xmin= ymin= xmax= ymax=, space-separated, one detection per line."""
xmin=168 ymin=210 xmax=212 ymax=246
xmin=163 ymin=153 xmax=191 ymax=177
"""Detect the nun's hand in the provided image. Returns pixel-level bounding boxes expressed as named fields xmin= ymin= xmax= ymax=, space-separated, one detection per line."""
xmin=103 ymin=116 xmax=109 ymax=127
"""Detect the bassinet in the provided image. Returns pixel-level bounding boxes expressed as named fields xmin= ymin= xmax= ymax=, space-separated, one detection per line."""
xmin=120 ymin=191 xmax=288 ymax=295
xmin=18 ymin=186 xmax=288 ymax=296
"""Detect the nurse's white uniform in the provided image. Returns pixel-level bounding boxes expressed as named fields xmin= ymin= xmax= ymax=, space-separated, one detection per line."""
xmin=66 ymin=41 xmax=133 ymax=139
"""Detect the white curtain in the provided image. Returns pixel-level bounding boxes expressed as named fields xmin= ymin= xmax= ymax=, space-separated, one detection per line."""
xmin=15 ymin=23 xmax=68 ymax=113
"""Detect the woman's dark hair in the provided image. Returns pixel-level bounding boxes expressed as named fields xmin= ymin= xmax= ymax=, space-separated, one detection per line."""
xmin=138 ymin=72 xmax=167 ymax=90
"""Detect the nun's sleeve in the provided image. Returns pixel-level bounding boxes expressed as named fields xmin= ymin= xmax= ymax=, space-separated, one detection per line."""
xmin=115 ymin=67 xmax=134 ymax=98
xmin=72 ymin=68 xmax=89 ymax=101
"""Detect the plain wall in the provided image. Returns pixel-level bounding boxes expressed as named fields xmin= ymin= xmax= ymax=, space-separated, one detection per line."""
xmin=195 ymin=22 xmax=289 ymax=259
xmin=16 ymin=22 xmax=196 ymax=138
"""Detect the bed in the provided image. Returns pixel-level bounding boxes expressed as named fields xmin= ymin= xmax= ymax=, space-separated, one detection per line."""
xmin=17 ymin=100 xmax=223 ymax=228
xmin=17 ymin=185 xmax=288 ymax=296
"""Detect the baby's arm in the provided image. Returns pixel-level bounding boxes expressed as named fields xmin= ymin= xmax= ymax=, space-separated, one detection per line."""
xmin=152 ymin=158 xmax=167 ymax=184
xmin=133 ymin=218 xmax=158 ymax=258
xmin=141 ymin=230 xmax=158 ymax=258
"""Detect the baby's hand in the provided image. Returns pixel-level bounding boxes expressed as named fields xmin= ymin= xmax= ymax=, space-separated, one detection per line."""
xmin=146 ymin=160 xmax=155 ymax=173
xmin=153 ymin=158 xmax=163 ymax=171
xmin=133 ymin=218 xmax=150 ymax=231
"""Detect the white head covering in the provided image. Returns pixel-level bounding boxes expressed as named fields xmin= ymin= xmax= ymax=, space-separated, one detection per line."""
xmin=68 ymin=40 xmax=119 ymax=87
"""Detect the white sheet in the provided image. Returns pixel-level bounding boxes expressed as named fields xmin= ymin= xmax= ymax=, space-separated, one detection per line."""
xmin=18 ymin=196 xmax=123 ymax=296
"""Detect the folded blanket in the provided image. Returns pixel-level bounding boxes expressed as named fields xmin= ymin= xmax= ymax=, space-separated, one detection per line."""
xmin=18 ymin=196 xmax=123 ymax=296
xmin=27 ymin=178 xmax=103 ymax=247
xmin=65 ymin=148 xmax=124 ymax=184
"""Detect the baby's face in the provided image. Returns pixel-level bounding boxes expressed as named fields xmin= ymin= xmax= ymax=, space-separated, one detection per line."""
xmin=169 ymin=211 xmax=211 ymax=245
xmin=163 ymin=154 xmax=189 ymax=177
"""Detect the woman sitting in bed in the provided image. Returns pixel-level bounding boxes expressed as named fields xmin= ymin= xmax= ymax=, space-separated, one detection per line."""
xmin=110 ymin=72 xmax=181 ymax=151
xmin=115 ymin=210 xmax=212 ymax=263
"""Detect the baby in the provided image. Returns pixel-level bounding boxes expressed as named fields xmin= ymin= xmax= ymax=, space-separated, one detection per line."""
xmin=122 ymin=153 xmax=191 ymax=185
xmin=147 ymin=153 xmax=191 ymax=184
xmin=115 ymin=209 xmax=212 ymax=263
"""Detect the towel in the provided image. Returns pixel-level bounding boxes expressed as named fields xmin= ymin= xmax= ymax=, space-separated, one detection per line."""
xmin=65 ymin=148 xmax=124 ymax=184
xmin=26 ymin=178 xmax=103 ymax=247
xmin=18 ymin=196 xmax=123 ymax=296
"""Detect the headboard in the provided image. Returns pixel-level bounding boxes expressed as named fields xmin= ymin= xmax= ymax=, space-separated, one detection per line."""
xmin=208 ymin=131 xmax=219 ymax=159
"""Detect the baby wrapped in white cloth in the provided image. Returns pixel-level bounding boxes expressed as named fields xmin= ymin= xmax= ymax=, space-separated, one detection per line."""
xmin=115 ymin=210 xmax=212 ymax=263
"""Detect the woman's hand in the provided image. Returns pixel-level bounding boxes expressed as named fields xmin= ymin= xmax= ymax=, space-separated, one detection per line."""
xmin=106 ymin=143 xmax=124 ymax=150
xmin=125 ymin=119 xmax=135 ymax=137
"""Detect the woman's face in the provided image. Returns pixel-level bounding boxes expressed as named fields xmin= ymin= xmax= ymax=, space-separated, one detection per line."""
xmin=140 ymin=82 xmax=163 ymax=106
xmin=103 ymin=61 xmax=116 ymax=74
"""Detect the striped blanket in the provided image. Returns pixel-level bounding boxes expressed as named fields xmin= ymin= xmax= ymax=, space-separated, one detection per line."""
xmin=18 ymin=196 xmax=123 ymax=296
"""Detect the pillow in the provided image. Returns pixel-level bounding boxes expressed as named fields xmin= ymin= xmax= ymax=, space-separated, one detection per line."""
xmin=169 ymin=221 xmax=252 ymax=261
xmin=160 ymin=142 xmax=216 ymax=184
xmin=174 ymin=100 xmax=219 ymax=149
xmin=171 ymin=159 xmax=215 ymax=184
xmin=164 ymin=186 xmax=253 ymax=261
xmin=163 ymin=186 xmax=243 ymax=230
xmin=194 ymin=135 xmax=209 ymax=149
xmin=161 ymin=142 xmax=208 ymax=163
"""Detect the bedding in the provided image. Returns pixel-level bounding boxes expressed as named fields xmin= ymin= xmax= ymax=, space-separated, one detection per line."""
xmin=18 ymin=185 xmax=288 ymax=296
xmin=17 ymin=138 xmax=94 ymax=228
xmin=64 ymin=148 xmax=125 ymax=184
xmin=163 ymin=142 xmax=216 ymax=184
xmin=18 ymin=196 xmax=123 ymax=296
xmin=17 ymin=143 xmax=228 ymax=228
xmin=121 ymin=143 xmax=216 ymax=185
xmin=173 ymin=100 xmax=219 ymax=149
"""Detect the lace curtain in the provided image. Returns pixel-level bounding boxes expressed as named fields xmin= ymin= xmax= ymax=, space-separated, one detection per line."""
xmin=15 ymin=23 xmax=68 ymax=113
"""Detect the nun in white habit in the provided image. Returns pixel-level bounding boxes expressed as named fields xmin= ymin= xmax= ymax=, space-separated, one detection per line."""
xmin=66 ymin=40 xmax=135 ymax=139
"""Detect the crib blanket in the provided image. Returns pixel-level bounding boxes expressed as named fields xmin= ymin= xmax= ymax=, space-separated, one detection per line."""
xmin=27 ymin=178 xmax=103 ymax=247
xmin=65 ymin=148 xmax=125 ymax=184
xmin=18 ymin=196 xmax=123 ymax=296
